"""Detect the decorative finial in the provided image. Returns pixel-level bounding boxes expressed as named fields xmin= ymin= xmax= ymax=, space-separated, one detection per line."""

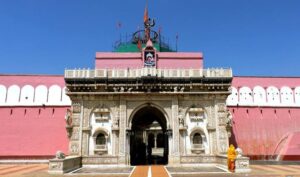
xmin=143 ymin=1 xmax=155 ymax=41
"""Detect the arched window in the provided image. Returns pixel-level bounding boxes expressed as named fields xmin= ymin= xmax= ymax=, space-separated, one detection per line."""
xmin=193 ymin=133 xmax=202 ymax=144
xmin=96 ymin=133 xmax=106 ymax=145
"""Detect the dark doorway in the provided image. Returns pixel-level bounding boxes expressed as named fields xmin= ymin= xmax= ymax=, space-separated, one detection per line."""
xmin=130 ymin=106 xmax=169 ymax=165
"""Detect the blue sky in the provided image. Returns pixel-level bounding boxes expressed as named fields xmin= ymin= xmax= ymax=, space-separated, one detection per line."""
xmin=0 ymin=0 xmax=299 ymax=76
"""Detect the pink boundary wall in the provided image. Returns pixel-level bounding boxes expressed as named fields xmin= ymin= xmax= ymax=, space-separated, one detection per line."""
xmin=229 ymin=77 xmax=300 ymax=160
xmin=0 ymin=106 xmax=69 ymax=158
xmin=228 ymin=107 xmax=300 ymax=160
xmin=95 ymin=52 xmax=203 ymax=69
xmin=0 ymin=75 xmax=69 ymax=159
xmin=1 ymin=74 xmax=300 ymax=160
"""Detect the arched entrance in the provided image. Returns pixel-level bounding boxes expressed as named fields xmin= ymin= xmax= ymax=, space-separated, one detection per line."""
xmin=130 ymin=105 xmax=169 ymax=165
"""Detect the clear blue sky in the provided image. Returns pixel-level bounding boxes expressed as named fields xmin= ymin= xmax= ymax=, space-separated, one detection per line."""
xmin=0 ymin=0 xmax=299 ymax=76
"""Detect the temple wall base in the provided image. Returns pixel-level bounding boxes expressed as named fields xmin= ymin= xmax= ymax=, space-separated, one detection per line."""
xmin=48 ymin=156 xmax=81 ymax=174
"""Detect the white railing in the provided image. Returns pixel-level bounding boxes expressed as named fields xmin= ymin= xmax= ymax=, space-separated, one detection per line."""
xmin=65 ymin=68 xmax=232 ymax=79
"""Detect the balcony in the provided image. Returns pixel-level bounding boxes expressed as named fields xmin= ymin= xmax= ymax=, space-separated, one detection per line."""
xmin=65 ymin=68 xmax=232 ymax=79
xmin=191 ymin=144 xmax=205 ymax=154
xmin=94 ymin=145 xmax=107 ymax=155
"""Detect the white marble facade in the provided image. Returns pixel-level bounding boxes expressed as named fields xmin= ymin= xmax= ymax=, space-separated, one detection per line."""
xmin=66 ymin=93 xmax=232 ymax=165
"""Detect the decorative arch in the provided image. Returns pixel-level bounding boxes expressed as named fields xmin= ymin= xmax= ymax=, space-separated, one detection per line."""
xmin=48 ymin=85 xmax=62 ymax=104
xmin=239 ymin=86 xmax=253 ymax=105
xmin=92 ymin=127 xmax=109 ymax=138
xmin=91 ymin=127 xmax=109 ymax=155
xmin=190 ymin=127 xmax=206 ymax=138
xmin=7 ymin=85 xmax=20 ymax=104
xmin=62 ymin=87 xmax=71 ymax=105
xmin=189 ymin=127 xmax=207 ymax=154
xmin=128 ymin=102 xmax=170 ymax=129
xmin=0 ymin=85 xmax=7 ymax=104
xmin=89 ymin=103 xmax=112 ymax=125
xmin=280 ymin=86 xmax=293 ymax=105
xmin=295 ymin=87 xmax=300 ymax=105
xmin=35 ymin=85 xmax=48 ymax=104
xmin=184 ymin=105 xmax=207 ymax=127
xmin=266 ymin=86 xmax=280 ymax=105
xmin=20 ymin=85 xmax=34 ymax=104
xmin=226 ymin=87 xmax=238 ymax=105
xmin=253 ymin=86 xmax=266 ymax=105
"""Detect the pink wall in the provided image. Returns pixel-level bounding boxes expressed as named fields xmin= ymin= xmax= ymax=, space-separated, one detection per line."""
xmin=0 ymin=106 xmax=69 ymax=158
xmin=95 ymin=52 xmax=203 ymax=69
xmin=0 ymin=75 xmax=65 ymax=88
xmin=228 ymin=106 xmax=300 ymax=160
xmin=232 ymin=76 xmax=300 ymax=89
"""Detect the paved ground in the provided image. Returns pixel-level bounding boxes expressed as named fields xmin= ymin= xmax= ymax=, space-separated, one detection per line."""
xmin=0 ymin=164 xmax=300 ymax=176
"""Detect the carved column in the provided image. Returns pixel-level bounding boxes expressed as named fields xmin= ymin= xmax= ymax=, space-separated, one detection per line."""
xmin=171 ymin=97 xmax=180 ymax=164
xmin=112 ymin=111 xmax=119 ymax=156
xmin=69 ymin=101 xmax=82 ymax=156
xmin=118 ymin=99 xmax=126 ymax=164
xmin=82 ymin=127 xmax=91 ymax=156
xmin=216 ymin=101 xmax=229 ymax=154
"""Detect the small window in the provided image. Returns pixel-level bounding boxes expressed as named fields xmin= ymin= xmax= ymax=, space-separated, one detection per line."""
xmin=193 ymin=133 xmax=202 ymax=144
xmin=96 ymin=133 xmax=106 ymax=145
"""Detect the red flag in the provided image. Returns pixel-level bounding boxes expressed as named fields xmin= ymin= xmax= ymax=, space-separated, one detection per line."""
xmin=144 ymin=3 xmax=148 ymax=23
xmin=137 ymin=39 xmax=142 ymax=50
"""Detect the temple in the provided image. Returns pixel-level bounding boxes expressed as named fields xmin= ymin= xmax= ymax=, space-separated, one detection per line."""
xmin=0 ymin=6 xmax=299 ymax=174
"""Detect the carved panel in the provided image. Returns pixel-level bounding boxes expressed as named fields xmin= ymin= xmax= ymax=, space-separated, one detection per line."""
xmin=72 ymin=117 xmax=80 ymax=126
xmin=172 ymin=98 xmax=180 ymax=155
xmin=72 ymin=102 xmax=81 ymax=113
xmin=69 ymin=142 xmax=80 ymax=155
xmin=119 ymin=100 xmax=126 ymax=155
xmin=219 ymin=128 xmax=227 ymax=140
xmin=219 ymin=140 xmax=228 ymax=154
xmin=217 ymin=103 xmax=226 ymax=112
xmin=82 ymin=156 xmax=118 ymax=164
xmin=71 ymin=127 xmax=80 ymax=141
xmin=82 ymin=132 xmax=89 ymax=156
xmin=180 ymin=155 xmax=216 ymax=163
xmin=236 ymin=160 xmax=249 ymax=168
xmin=49 ymin=162 xmax=62 ymax=170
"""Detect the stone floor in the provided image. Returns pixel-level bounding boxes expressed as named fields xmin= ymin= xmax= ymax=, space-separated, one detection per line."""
xmin=0 ymin=164 xmax=300 ymax=176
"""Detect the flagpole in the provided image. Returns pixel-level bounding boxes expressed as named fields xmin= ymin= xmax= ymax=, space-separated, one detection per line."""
xmin=176 ymin=33 xmax=179 ymax=52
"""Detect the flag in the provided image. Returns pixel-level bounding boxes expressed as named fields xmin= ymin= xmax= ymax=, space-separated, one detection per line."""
xmin=137 ymin=39 xmax=142 ymax=50
xmin=158 ymin=26 xmax=162 ymax=35
xmin=144 ymin=3 xmax=148 ymax=23
xmin=116 ymin=21 xmax=122 ymax=29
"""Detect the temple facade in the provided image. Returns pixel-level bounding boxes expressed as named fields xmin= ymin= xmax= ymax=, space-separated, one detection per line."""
xmin=63 ymin=41 xmax=233 ymax=166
